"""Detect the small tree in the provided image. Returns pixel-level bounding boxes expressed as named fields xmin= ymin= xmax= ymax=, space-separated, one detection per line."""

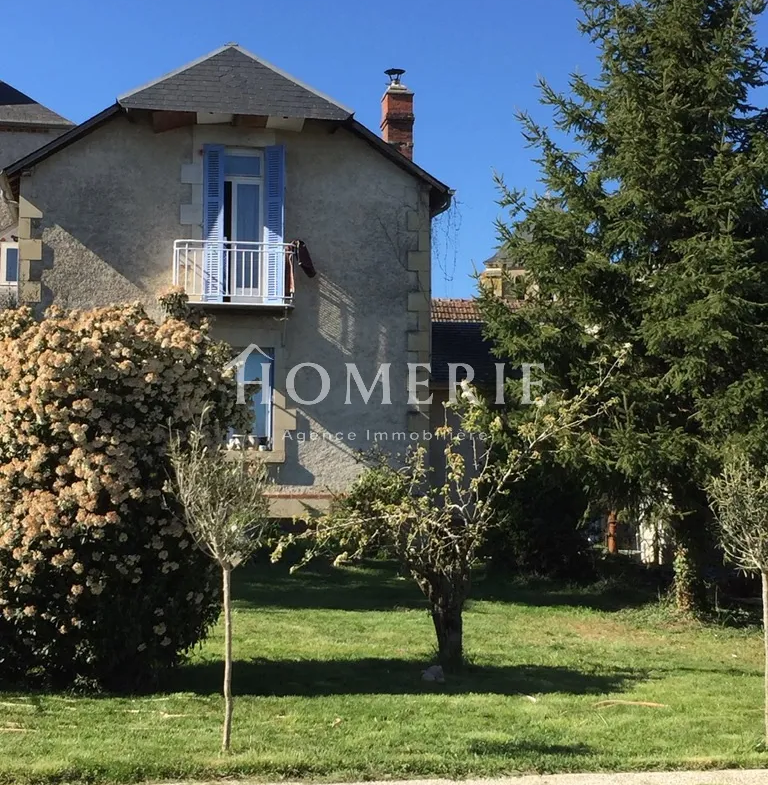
xmin=169 ymin=419 xmax=272 ymax=752
xmin=709 ymin=454 xmax=768 ymax=744
xmin=276 ymin=360 xmax=619 ymax=671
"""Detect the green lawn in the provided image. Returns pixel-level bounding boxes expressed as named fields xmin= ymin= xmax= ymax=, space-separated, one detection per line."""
xmin=0 ymin=560 xmax=766 ymax=783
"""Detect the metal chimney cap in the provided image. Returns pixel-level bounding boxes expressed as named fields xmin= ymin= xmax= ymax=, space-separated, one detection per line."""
xmin=385 ymin=68 xmax=406 ymax=86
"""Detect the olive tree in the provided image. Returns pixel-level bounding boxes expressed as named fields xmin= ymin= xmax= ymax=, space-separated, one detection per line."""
xmin=709 ymin=454 xmax=768 ymax=744
xmin=169 ymin=419 xmax=272 ymax=752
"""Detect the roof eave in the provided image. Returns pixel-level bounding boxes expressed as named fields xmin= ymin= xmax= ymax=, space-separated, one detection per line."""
xmin=1 ymin=104 xmax=453 ymax=218
xmin=344 ymin=119 xmax=452 ymax=217
xmin=118 ymin=98 xmax=352 ymax=122
xmin=0 ymin=119 xmax=75 ymax=131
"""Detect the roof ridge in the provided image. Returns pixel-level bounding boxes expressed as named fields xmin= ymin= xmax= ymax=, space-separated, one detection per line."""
xmin=117 ymin=43 xmax=233 ymax=102
xmin=117 ymin=43 xmax=353 ymax=117
xmin=229 ymin=44 xmax=353 ymax=116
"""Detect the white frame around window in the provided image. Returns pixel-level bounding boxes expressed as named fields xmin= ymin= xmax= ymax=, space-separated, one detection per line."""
xmin=225 ymin=148 xmax=265 ymax=302
xmin=226 ymin=346 xmax=275 ymax=452
xmin=0 ymin=242 xmax=19 ymax=305
xmin=0 ymin=242 xmax=19 ymax=283
xmin=229 ymin=178 xmax=266 ymax=242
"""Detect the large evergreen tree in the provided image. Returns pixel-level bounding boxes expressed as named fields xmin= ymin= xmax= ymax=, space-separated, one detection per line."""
xmin=483 ymin=0 xmax=768 ymax=610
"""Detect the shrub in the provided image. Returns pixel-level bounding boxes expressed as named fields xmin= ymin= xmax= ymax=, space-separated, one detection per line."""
xmin=0 ymin=303 xmax=248 ymax=691
xmin=482 ymin=459 xmax=594 ymax=581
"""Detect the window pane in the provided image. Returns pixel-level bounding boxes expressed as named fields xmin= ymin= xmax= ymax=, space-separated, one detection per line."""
xmin=5 ymin=248 xmax=18 ymax=283
xmin=243 ymin=348 xmax=274 ymax=440
xmin=234 ymin=183 xmax=261 ymax=291
xmin=225 ymin=155 xmax=261 ymax=177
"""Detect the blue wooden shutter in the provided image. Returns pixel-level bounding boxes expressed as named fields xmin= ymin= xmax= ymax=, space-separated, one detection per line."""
xmin=264 ymin=145 xmax=286 ymax=304
xmin=202 ymin=144 xmax=225 ymax=302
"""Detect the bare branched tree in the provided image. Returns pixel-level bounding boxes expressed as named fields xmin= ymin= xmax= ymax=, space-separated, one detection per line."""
xmin=275 ymin=357 xmax=622 ymax=672
xmin=169 ymin=417 xmax=272 ymax=752
xmin=709 ymin=454 xmax=768 ymax=744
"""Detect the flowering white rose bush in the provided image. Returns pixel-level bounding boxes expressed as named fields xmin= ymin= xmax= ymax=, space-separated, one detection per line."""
xmin=0 ymin=300 xmax=249 ymax=690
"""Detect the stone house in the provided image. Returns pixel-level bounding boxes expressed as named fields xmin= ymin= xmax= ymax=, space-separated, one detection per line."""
xmin=0 ymin=81 xmax=72 ymax=304
xmin=0 ymin=45 xmax=452 ymax=516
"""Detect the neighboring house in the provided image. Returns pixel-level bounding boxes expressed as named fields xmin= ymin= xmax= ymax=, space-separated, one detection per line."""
xmin=0 ymin=44 xmax=451 ymax=516
xmin=0 ymin=81 xmax=72 ymax=304
xmin=429 ymin=297 xmax=498 ymax=489
xmin=479 ymin=247 xmax=525 ymax=299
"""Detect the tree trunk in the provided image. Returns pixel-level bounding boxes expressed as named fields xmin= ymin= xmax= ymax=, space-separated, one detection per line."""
xmin=222 ymin=564 xmax=233 ymax=753
xmin=673 ymin=539 xmax=707 ymax=613
xmin=670 ymin=492 xmax=713 ymax=614
xmin=431 ymin=602 xmax=463 ymax=672
xmin=761 ymin=570 xmax=768 ymax=746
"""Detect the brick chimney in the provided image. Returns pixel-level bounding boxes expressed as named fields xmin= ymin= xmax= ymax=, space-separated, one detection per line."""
xmin=381 ymin=68 xmax=414 ymax=160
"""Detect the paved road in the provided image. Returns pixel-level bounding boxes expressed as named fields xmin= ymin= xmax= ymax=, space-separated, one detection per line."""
xmin=160 ymin=771 xmax=768 ymax=785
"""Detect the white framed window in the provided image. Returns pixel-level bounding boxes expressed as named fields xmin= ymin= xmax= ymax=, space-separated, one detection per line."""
xmin=227 ymin=347 xmax=275 ymax=451
xmin=224 ymin=149 xmax=264 ymax=297
xmin=202 ymin=143 xmax=285 ymax=304
xmin=0 ymin=242 xmax=19 ymax=304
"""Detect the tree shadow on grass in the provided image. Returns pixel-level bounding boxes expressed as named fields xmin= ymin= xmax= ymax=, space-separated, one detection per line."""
xmin=471 ymin=558 xmax=670 ymax=612
xmin=471 ymin=580 xmax=657 ymax=613
xmin=234 ymin=559 xmax=426 ymax=613
xmin=238 ymin=557 xmax=665 ymax=615
xmin=469 ymin=739 xmax=593 ymax=757
xmin=167 ymin=656 xmax=643 ymax=698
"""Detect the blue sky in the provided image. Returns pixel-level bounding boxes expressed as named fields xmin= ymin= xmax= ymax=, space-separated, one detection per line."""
xmin=5 ymin=0 xmax=767 ymax=298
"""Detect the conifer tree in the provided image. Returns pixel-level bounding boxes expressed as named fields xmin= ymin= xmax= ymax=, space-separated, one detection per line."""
xmin=483 ymin=0 xmax=768 ymax=610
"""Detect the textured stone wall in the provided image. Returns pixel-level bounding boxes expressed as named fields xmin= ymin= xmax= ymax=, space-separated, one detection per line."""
xmin=17 ymin=113 xmax=436 ymax=506
xmin=0 ymin=127 xmax=65 ymax=170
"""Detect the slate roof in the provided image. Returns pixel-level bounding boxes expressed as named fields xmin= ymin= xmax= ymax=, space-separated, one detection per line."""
xmin=4 ymin=46 xmax=451 ymax=215
xmin=0 ymin=81 xmax=72 ymax=128
xmin=431 ymin=299 xmax=497 ymax=385
xmin=119 ymin=45 xmax=352 ymax=121
xmin=485 ymin=235 xmax=532 ymax=269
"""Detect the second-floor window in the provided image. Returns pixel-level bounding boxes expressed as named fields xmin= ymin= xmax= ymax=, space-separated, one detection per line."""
xmin=224 ymin=150 xmax=263 ymax=295
xmin=202 ymin=144 xmax=285 ymax=305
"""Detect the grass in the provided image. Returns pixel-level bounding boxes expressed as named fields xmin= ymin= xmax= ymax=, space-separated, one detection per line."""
xmin=0 ymin=559 xmax=766 ymax=783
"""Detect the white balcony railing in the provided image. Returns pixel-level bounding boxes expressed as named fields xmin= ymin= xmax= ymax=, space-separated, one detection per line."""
xmin=0 ymin=283 xmax=18 ymax=308
xmin=173 ymin=240 xmax=294 ymax=306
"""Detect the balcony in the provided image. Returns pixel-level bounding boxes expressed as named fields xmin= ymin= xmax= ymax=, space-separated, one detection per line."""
xmin=173 ymin=240 xmax=295 ymax=307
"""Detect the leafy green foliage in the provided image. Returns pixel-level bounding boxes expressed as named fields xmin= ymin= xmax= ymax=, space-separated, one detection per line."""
xmin=482 ymin=459 xmax=594 ymax=580
xmin=482 ymin=0 xmax=768 ymax=608
xmin=709 ymin=452 xmax=768 ymax=742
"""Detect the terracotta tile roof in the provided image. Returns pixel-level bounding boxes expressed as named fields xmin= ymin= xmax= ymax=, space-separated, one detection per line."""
xmin=431 ymin=298 xmax=483 ymax=323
